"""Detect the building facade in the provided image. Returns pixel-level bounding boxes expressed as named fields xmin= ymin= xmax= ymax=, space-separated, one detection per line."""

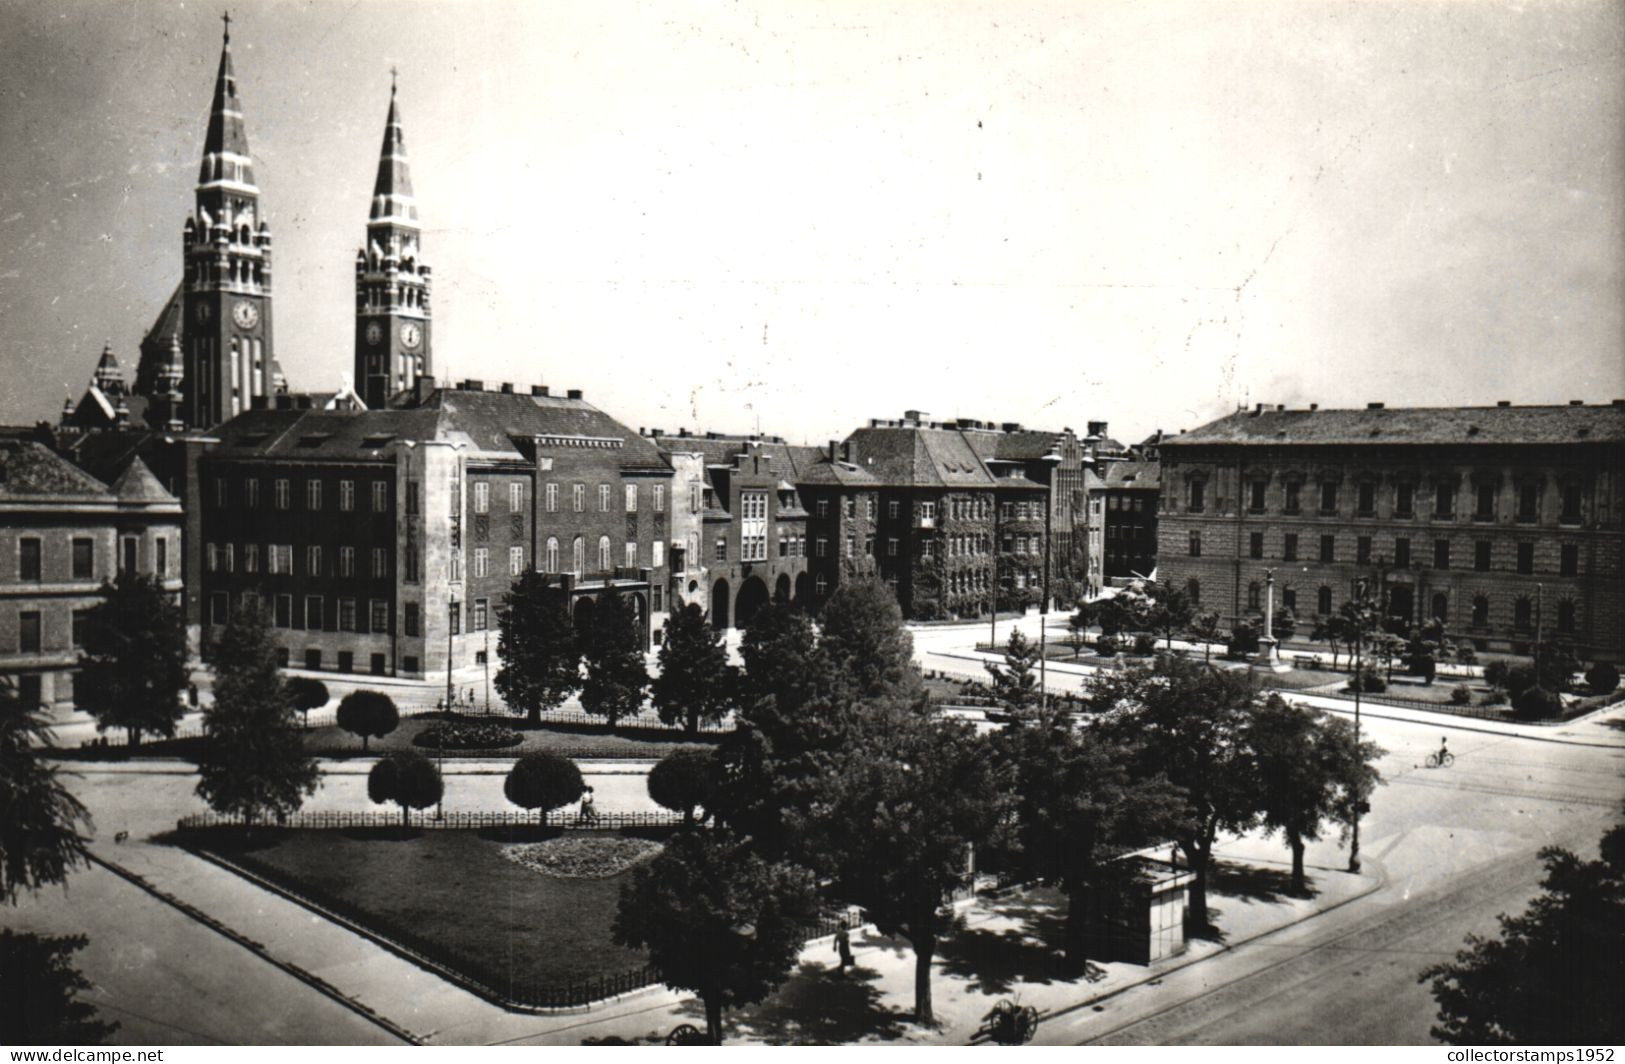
xmin=1157 ymin=402 xmax=1625 ymax=659
xmin=1100 ymin=459 xmax=1161 ymax=581
xmin=0 ymin=441 xmax=183 ymax=709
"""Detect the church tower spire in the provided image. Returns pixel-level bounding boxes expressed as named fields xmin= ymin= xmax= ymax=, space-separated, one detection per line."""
xmin=181 ymin=13 xmax=277 ymax=429
xmin=356 ymin=72 xmax=432 ymax=410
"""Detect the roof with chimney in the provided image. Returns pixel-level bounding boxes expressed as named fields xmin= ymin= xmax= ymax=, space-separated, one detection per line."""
xmin=1102 ymin=459 xmax=1161 ymax=491
xmin=1166 ymin=402 xmax=1625 ymax=447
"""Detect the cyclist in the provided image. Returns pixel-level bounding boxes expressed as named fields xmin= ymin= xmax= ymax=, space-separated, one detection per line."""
xmin=1434 ymin=737 xmax=1451 ymax=768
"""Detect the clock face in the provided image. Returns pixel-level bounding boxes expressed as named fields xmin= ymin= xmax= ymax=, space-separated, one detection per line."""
xmin=232 ymin=301 xmax=259 ymax=329
xmin=400 ymin=323 xmax=422 ymax=351
xmin=194 ymin=302 xmax=211 ymax=323
xmin=365 ymin=321 xmax=383 ymax=346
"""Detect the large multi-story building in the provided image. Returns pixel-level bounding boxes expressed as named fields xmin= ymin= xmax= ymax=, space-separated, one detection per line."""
xmin=197 ymin=382 xmax=672 ymax=677
xmin=798 ymin=413 xmax=1082 ymax=621
xmin=1100 ymin=459 xmax=1161 ymax=581
xmin=1157 ymin=401 xmax=1625 ymax=659
xmin=0 ymin=440 xmax=183 ymax=709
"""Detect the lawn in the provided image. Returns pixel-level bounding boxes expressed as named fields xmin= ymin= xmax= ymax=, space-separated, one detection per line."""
xmin=304 ymin=714 xmax=719 ymax=760
xmin=188 ymin=827 xmax=656 ymax=1002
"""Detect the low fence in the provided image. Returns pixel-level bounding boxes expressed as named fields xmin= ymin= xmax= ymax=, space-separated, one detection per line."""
xmin=176 ymin=809 xmax=684 ymax=832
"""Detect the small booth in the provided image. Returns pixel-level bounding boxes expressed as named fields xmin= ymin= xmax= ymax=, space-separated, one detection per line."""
xmin=1083 ymin=854 xmax=1196 ymax=965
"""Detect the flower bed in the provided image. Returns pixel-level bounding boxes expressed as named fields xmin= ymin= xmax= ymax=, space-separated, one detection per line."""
xmin=502 ymin=835 xmax=664 ymax=879
xmin=413 ymin=720 xmax=523 ymax=750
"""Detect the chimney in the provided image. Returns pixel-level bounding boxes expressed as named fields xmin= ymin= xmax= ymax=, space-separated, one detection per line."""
xmin=828 ymin=439 xmax=838 ymax=462
xmin=1309 ymin=403 xmax=1319 ymax=411
xmin=841 ymin=440 xmax=852 ymax=463
xmin=1276 ymin=404 xmax=1285 ymax=412
xmin=904 ymin=409 xmax=923 ymax=423
xmin=1366 ymin=402 xmax=1384 ymax=410
xmin=566 ymin=389 xmax=583 ymax=400
xmin=1496 ymin=400 xmax=1511 ymax=408
xmin=461 ymin=379 xmax=484 ymax=391
xmin=1568 ymin=399 xmax=1583 ymax=406
xmin=1087 ymin=420 xmax=1108 ymax=437
xmin=1001 ymin=421 xmax=1022 ymax=433
xmin=679 ymin=428 xmax=690 ymax=438
xmin=500 ymin=382 xmax=514 ymax=394
xmin=1613 ymin=399 xmax=1625 ymax=407
xmin=530 ymin=385 xmax=548 ymax=396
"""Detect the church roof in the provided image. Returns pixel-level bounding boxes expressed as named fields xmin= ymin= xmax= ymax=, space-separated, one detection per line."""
xmin=1166 ymin=403 xmax=1625 ymax=448
xmin=134 ymin=283 xmax=184 ymax=397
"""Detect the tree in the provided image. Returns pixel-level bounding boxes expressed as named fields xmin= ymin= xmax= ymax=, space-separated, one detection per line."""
xmin=285 ymin=676 xmax=329 ymax=730
xmin=1247 ymin=696 xmax=1383 ymax=893
xmin=1585 ymin=660 xmax=1620 ymax=696
xmin=995 ymin=708 xmax=1185 ymax=971
xmin=647 ymin=748 xmax=716 ymax=826
xmin=367 ymin=751 xmax=442 ymax=826
xmin=800 ymin=706 xmax=1005 ymax=1025
xmin=1310 ymin=616 xmax=1347 ymax=671
xmin=1271 ymin=606 xmax=1298 ymax=644
xmin=1188 ymin=611 xmax=1223 ymax=664
xmin=1093 ymin=654 xmax=1262 ymax=930
xmin=74 ymin=572 xmax=188 ymax=748
xmin=335 ymin=689 xmax=399 ymax=751
xmin=494 ymin=572 xmax=580 ymax=724
xmin=984 ymin=628 xmax=1041 ymax=713
xmin=652 ymin=604 xmax=734 ymax=734
xmin=580 ymin=585 xmax=649 ymax=728
xmin=0 ymin=680 xmax=92 ymax=906
xmin=818 ymin=576 xmax=923 ymax=705
xmin=613 ymin=829 xmax=819 ymax=1044
xmin=0 ymin=931 xmax=118 ymax=1044
xmin=1421 ymin=825 xmax=1625 ymax=1045
xmin=503 ymin=752 xmax=583 ymax=826
xmin=1063 ymin=611 xmax=1091 ymax=660
xmin=736 ymin=601 xmax=830 ymax=723
xmin=194 ymin=605 xmax=319 ymax=827
xmin=1533 ymin=641 xmax=1581 ymax=693
xmin=1143 ymin=581 xmax=1196 ymax=650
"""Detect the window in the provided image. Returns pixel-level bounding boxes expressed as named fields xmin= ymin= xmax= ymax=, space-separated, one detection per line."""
xmin=404 ymin=545 xmax=419 ymax=583
xmin=1187 ymin=579 xmax=1201 ymax=605
xmin=815 ymin=537 xmax=827 ymax=558
xmin=652 ymin=484 xmax=664 ymax=512
xmin=1188 ymin=480 xmax=1205 ymax=512
xmin=17 ymin=610 xmax=41 ymax=653
xmin=1357 ymin=482 xmax=1375 ymax=516
xmin=816 ymin=499 xmax=829 ymax=518
xmin=542 ymin=537 xmax=559 ymax=572
xmin=449 ymin=547 xmax=462 ymax=583
xmin=1188 ymin=531 xmax=1201 ymax=557
xmin=370 ymin=600 xmax=389 ymax=633
xmin=844 ymin=497 xmax=855 ymax=519
xmin=1557 ymin=600 xmax=1575 ymax=634
xmin=206 ymin=543 xmax=219 ymax=573
xmin=449 ymin=602 xmax=462 ymax=636
xmin=307 ymin=546 xmax=323 ymax=577
xmin=1246 ymin=480 xmax=1265 ymax=513
xmin=1514 ymin=597 xmax=1532 ymax=631
xmin=304 ymin=595 xmax=324 ymax=630
xmin=275 ymin=594 xmax=292 ymax=628
xmin=474 ymin=481 xmax=489 ymax=514
xmin=598 ymin=535 xmax=611 ymax=571
xmin=741 ymin=491 xmax=769 ymax=561
xmin=844 ymin=534 xmax=855 ymax=558
xmin=866 ymin=496 xmax=877 ymax=520
xmin=625 ymin=542 xmax=638 ymax=568
xmin=1247 ymin=582 xmax=1261 ymax=610
xmin=1518 ymin=483 xmax=1538 ymax=522
xmin=1560 ymin=543 xmax=1578 ymax=577
xmin=241 ymin=543 xmax=257 ymax=573
xmin=1475 ymin=484 xmax=1496 ymax=521
xmin=1395 ymin=483 xmax=1414 ymax=517
xmin=1283 ymin=533 xmax=1298 ymax=562
xmin=403 ymin=602 xmax=420 ymax=637
xmin=1283 ymin=481 xmax=1301 ymax=514
xmin=1319 ymin=535 xmax=1335 ymax=563
xmin=888 ymin=500 xmax=900 ymax=519
xmin=625 ymin=484 xmax=638 ymax=512
xmin=243 ymin=478 xmax=260 ymax=508
xmin=1431 ymin=592 xmax=1449 ymax=622
xmin=652 ymin=541 xmax=664 ymax=568
xmin=122 ymin=536 xmax=138 ymax=575
xmin=274 ymin=478 xmax=291 ymax=510
xmin=1516 ymin=542 xmax=1534 ymax=575
xmin=474 ymin=547 xmax=489 ymax=578
xmin=1435 ymin=481 xmax=1454 ymax=518
xmin=473 ymin=599 xmax=489 ymax=632
xmin=572 ymin=537 xmax=584 ymax=574
xmin=18 ymin=537 xmax=41 ymax=581
xmin=339 ymin=598 xmax=357 ymax=632
xmin=372 ymin=480 xmax=388 ymax=512
xmin=1317 ymin=586 xmax=1333 ymax=615
xmin=339 ymin=479 xmax=355 ymax=512
xmin=157 ymin=538 xmax=169 ymax=576
xmin=267 ymin=544 xmax=290 ymax=575
xmin=546 ymin=483 xmax=558 ymax=512
xmin=573 ymin=484 xmax=585 ymax=512
xmin=715 ymin=537 xmax=728 ymax=563
xmin=339 ymin=546 xmax=355 ymax=577
xmin=1282 ymin=588 xmax=1296 ymax=612
xmin=1560 ymin=484 xmax=1582 ymax=524
xmin=214 ymin=477 xmax=228 ymax=508
xmin=816 ymin=575 xmax=828 ymax=596
xmin=1471 ymin=595 xmax=1489 ymax=627
xmin=1394 ymin=537 xmax=1410 ymax=569
xmin=599 ymin=484 xmax=610 ymax=512
xmin=305 ymin=649 xmax=322 ymax=670
xmin=1474 ymin=540 xmax=1491 ymax=572
xmin=1249 ymin=532 xmax=1263 ymax=560
xmin=1319 ymin=481 xmax=1338 ymax=514
xmin=71 ymin=609 xmax=87 ymax=648
xmin=1357 ymin=536 xmax=1372 ymax=565
xmin=369 ymin=548 xmax=385 ymax=579
xmin=306 ymin=479 xmax=322 ymax=511
xmin=510 ymin=546 xmax=524 ymax=575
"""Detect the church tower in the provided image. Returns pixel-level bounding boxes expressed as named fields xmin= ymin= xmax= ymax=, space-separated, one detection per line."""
xmin=355 ymin=76 xmax=432 ymax=410
xmin=181 ymin=15 xmax=275 ymax=429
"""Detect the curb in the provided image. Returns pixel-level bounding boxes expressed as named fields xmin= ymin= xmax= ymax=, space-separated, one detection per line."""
xmin=1278 ymin=691 xmax=1625 ymax=750
xmin=87 ymin=851 xmax=423 ymax=1045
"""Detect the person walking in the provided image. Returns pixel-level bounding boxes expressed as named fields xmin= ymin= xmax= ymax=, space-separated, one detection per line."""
xmin=834 ymin=926 xmax=855 ymax=976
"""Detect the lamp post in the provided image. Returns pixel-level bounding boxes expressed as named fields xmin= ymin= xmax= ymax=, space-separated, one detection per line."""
xmin=1348 ymin=582 xmax=1371 ymax=874
xmin=438 ymin=592 xmax=454 ymax=822
xmin=1038 ymin=450 xmax=1062 ymax=709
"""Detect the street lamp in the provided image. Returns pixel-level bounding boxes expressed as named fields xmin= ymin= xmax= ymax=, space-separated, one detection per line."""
xmin=1038 ymin=449 xmax=1062 ymax=710
xmin=438 ymin=591 xmax=455 ymax=822
xmin=1347 ymin=583 xmax=1373 ymax=874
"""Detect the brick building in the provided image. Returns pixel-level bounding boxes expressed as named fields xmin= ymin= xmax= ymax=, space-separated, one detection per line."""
xmin=1100 ymin=459 xmax=1161 ymax=581
xmin=798 ymin=413 xmax=1079 ymax=621
xmin=0 ymin=440 xmax=183 ymax=709
xmin=649 ymin=432 xmax=812 ymax=629
xmin=1157 ymin=402 xmax=1625 ymax=659
xmin=197 ymin=382 xmax=672 ymax=678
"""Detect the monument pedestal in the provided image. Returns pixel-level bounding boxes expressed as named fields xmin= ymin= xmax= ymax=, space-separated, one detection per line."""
xmin=1250 ymin=636 xmax=1291 ymax=674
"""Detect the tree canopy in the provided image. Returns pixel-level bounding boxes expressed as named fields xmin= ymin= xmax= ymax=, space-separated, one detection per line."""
xmin=503 ymin=752 xmax=584 ymax=826
xmin=368 ymin=751 xmax=443 ymax=826
xmin=335 ymin=690 xmax=399 ymax=751
xmin=652 ymin=603 xmax=734 ymax=734
xmin=984 ymin=628 xmax=1041 ymax=713
xmin=579 ymin=585 xmax=649 ymax=727
xmin=494 ymin=572 xmax=580 ymax=724
xmin=0 ymin=931 xmax=118 ymax=1044
xmin=74 ymin=572 xmax=188 ymax=747
xmin=285 ymin=676 xmax=329 ymax=726
xmin=818 ymin=576 xmax=923 ymax=706
xmin=0 ymin=680 xmax=92 ymax=906
xmin=647 ymin=748 xmax=717 ymax=826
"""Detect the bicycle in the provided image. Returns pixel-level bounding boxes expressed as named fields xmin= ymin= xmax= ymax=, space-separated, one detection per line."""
xmin=978 ymin=999 xmax=1039 ymax=1045
xmin=1425 ymin=750 xmax=1455 ymax=769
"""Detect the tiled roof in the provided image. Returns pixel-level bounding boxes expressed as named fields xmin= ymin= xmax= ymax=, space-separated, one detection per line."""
xmin=108 ymin=456 xmax=180 ymax=506
xmin=0 ymin=441 xmax=113 ymax=500
xmin=845 ymin=425 xmax=994 ymax=487
xmin=1103 ymin=460 xmax=1161 ymax=490
xmin=651 ymin=435 xmax=809 ymax=480
xmin=1168 ymin=404 xmax=1625 ymax=447
xmin=208 ymin=407 xmax=445 ymax=459
xmin=424 ymin=390 xmax=668 ymax=470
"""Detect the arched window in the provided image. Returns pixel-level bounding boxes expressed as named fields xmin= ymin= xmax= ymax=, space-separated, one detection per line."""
xmin=1471 ymin=595 xmax=1489 ymax=627
xmin=571 ymin=536 xmax=584 ymax=575
xmin=1186 ymin=578 xmax=1200 ymax=605
xmin=544 ymin=537 xmax=558 ymax=573
xmin=598 ymin=535 xmax=611 ymax=571
xmin=1557 ymin=600 xmax=1576 ymax=634
xmin=1431 ymin=592 xmax=1448 ymax=622
xmin=1317 ymin=586 xmax=1333 ymax=615
xmin=1247 ymin=581 xmax=1261 ymax=610
xmin=1514 ymin=596 xmax=1533 ymax=631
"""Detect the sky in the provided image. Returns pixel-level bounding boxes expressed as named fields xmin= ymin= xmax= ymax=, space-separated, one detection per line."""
xmin=0 ymin=0 xmax=1621 ymax=446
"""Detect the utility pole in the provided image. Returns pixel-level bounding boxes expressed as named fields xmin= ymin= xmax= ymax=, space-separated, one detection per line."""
xmin=1038 ymin=450 xmax=1061 ymax=709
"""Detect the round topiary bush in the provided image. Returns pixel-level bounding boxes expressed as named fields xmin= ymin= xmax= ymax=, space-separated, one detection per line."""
xmin=1505 ymin=665 xmax=1538 ymax=700
xmin=1512 ymin=684 xmax=1562 ymax=721
xmin=414 ymin=720 xmax=522 ymax=750
xmin=1095 ymin=635 xmax=1119 ymax=658
xmin=504 ymin=752 xmax=584 ymax=826
xmin=1132 ymin=633 xmax=1157 ymax=656
xmin=336 ymin=689 xmax=399 ymax=751
xmin=647 ymin=748 xmax=716 ymax=826
xmin=1346 ymin=667 xmax=1386 ymax=694
xmin=367 ymin=751 xmax=442 ymax=825
xmin=1450 ymin=684 xmax=1472 ymax=705
xmin=1584 ymin=661 xmax=1620 ymax=696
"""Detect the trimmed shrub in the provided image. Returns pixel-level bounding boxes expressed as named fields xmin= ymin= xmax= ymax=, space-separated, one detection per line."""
xmin=1347 ymin=667 xmax=1386 ymax=694
xmin=1584 ymin=661 xmax=1620 ymax=696
xmin=367 ymin=751 xmax=442 ymax=824
xmin=285 ymin=677 xmax=329 ymax=725
xmin=647 ymin=748 xmax=716 ymax=826
xmin=1450 ymin=685 xmax=1472 ymax=705
xmin=1483 ymin=661 xmax=1511 ymax=689
xmin=503 ymin=752 xmax=585 ymax=826
xmin=1505 ymin=665 xmax=1538 ymax=700
xmin=1132 ymin=633 xmax=1157 ymax=656
xmin=1095 ymin=634 xmax=1119 ymax=658
xmin=1512 ymin=684 xmax=1562 ymax=721
xmin=336 ymin=690 xmax=399 ymax=751
xmin=1480 ymin=685 xmax=1509 ymax=706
